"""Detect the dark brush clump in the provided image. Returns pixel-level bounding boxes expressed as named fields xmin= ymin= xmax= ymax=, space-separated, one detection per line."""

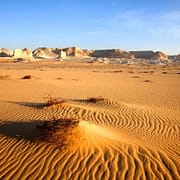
xmin=35 ymin=119 xmax=80 ymax=147
xmin=143 ymin=80 xmax=152 ymax=83
xmin=87 ymin=97 xmax=105 ymax=103
xmin=22 ymin=75 xmax=32 ymax=79
xmin=45 ymin=97 xmax=66 ymax=106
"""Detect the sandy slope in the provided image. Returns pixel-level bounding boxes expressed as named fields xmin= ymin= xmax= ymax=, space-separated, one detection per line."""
xmin=0 ymin=62 xmax=179 ymax=179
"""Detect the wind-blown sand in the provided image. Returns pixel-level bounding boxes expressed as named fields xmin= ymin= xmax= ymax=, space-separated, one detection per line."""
xmin=0 ymin=62 xmax=179 ymax=179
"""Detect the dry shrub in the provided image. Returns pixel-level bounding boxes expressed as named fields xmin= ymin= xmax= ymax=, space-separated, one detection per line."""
xmin=36 ymin=118 xmax=79 ymax=131
xmin=0 ymin=75 xmax=10 ymax=80
xmin=112 ymin=70 xmax=122 ymax=73
xmin=45 ymin=95 xmax=66 ymax=106
xmin=132 ymin=76 xmax=140 ymax=78
xmin=162 ymin=71 xmax=167 ymax=74
xmin=87 ymin=96 xmax=105 ymax=103
xmin=22 ymin=75 xmax=32 ymax=79
xmin=143 ymin=80 xmax=152 ymax=83
xmin=176 ymin=72 xmax=180 ymax=74
xmin=57 ymin=77 xmax=63 ymax=80
xmin=35 ymin=118 xmax=80 ymax=147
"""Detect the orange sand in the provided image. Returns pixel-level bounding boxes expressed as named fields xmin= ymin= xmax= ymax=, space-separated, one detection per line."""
xmin=0 ymin=62 xmax=179 ymax=179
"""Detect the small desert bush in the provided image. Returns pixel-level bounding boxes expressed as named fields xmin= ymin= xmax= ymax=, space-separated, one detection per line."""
xmin=143 ymin=80 xmax=152 ymax=83
xmin=36 ymin=118 xmax=79 ymax=131
xmin=35 ymin=118 xmax=79 ymax=146
xmin=22 ymin=75 xmax=32 ymax=79
xmin=113 ymin=70 xmax=122 ymax=73
xmin=44 ymin=95 xmax=66 ymax=106
xmin=57 ymin=77 xmax=63 ymax=80
xmin=132 ymin=76 xmax=140 ymax=78
xmin=0 ymin=75 xmax=10 ymax=80
xmin=87 ymin=96 xmax=105 ymax=103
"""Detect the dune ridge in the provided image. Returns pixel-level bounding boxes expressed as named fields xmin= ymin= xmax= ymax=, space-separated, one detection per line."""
xmin=0 ymin=98 xmax=179 ymax=179
xmin=0 ymin=63 xmax=179 ymax=179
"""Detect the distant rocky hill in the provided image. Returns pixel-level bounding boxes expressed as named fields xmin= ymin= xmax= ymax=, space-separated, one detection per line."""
xmin=152 ymin=51 xmax=168 ymax=60
xmin=0 ymin=46 xmax=179 ymax=64
xmin=91 ymin=49 xmax=134 ymax=58
xmin=33 ymin=47 xmax=60 ymax=59
xmin=14 ymin=48 xmax=34 ymax=62
xmin=32 ymin=47 xmax=134 ymax=59
xmin=0 ymin=48 xmax=13 ymax=57
xmin=130 ymin=51 xmax=168 ymax=60
xmin=0 ymin=48 xmax=33 ymax=62
xmin=33 ymin=47 xmax=92 ymax=59
xmin=176 ymin=54 xmax=180 ymax=61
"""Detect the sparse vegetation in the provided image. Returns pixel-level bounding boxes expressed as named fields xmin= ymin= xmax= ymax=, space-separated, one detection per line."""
xmin=36 ymin=118 xmax=79 ymax=130
xmin=22 ymin=75 xmax=32 ymax=79
xmin=57 ymin=77 xmax=63 ymax=80
xmin=87 ymin=96 xmax=106 ymax=103
xmin=35 ymin=118 xmax=79 ymax=146
xmin=112 ymin=70 xmax=122 ymax=73
xmin=132 ymin=76 xmax=140 ymax=78
xmin=44 ymin=95 xmax=66 ymax=106
xmin=143 ymin=80 xmax=152 ymax=83
xmin=0 ymin=75 xmax=10 ymax=80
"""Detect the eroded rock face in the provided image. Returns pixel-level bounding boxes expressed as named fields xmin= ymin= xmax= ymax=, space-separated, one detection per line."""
xmin=152 ymin=51 xmax=168 ymax=60
xmin=33 ymin=48 xmax=60 ymax=59
xmin=59 ymin=50 xmax=66 ymax=58
xmin=175 ymin=54 xmax=180 ymax=61
xmin=63 ymin=47 xmax=92 ymax=57
xmin=33 ymin=47 xmax=92 ymax=59
xmin=0 ymin=48 xmax=13 ymax=57
xmin=91 ymin=49 xmax=134 ymax=59
xmin=130 ymin=51 xmax=155 ymax=59
xmin=130 ymin=51 xmax=168 ymax=60
xmin=13 ymin=48 xmax=34 ymax=62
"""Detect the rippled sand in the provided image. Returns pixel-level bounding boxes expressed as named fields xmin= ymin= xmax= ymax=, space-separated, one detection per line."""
xmin=0 ymin=62 xmax=179 ymax=179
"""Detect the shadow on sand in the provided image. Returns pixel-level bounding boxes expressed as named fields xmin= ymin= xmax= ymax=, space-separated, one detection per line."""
xmin=0 ymin=119 xmax=82 ymax=149
xmin=0 ymin=120 xmax=42 ymax=140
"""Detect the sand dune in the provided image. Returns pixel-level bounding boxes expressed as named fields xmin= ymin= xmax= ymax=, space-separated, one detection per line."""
xmin=0 ymin=62 xmax=179 ymax=179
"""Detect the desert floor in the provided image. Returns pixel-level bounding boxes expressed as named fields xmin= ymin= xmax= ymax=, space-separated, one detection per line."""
xmin=0 ymin=61 xmax=179 ymax=179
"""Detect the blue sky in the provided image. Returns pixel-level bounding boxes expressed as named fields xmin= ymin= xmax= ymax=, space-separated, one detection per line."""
xmin=1 ymin=0 xmax=180 ymax=54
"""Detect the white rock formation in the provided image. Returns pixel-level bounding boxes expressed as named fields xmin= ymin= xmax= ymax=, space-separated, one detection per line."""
xmin=0 ymin=48 xmax=13 ymax=57
xmin=13 ymin=48 xmax=34 ymax=62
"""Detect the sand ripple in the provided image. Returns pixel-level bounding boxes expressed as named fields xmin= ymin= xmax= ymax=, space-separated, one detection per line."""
xmin=0 ymin=99 xmax=179 ymax=179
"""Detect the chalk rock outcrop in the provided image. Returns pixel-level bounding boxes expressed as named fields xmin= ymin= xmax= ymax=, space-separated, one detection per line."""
xmin=152 ymin=51 xmax=168 ymax=60
xmin=13 ymin=48 xmax=34 ymax=61
xmin=0 ymin=48 xmax=13 ymax=57
xmin=33 ymin=47 xmax=92 ymax=59
xmin=63 ymin=47 xmax=92 ymax=57
xmin=33 ymin=48 xmax=60 ymax=59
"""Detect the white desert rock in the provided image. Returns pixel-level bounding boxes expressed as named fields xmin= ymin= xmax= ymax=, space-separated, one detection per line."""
xmin=13 ymin=48 xmax=34 ymax=62
xmin=0 ymin=48 xmax=13 ymax=57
